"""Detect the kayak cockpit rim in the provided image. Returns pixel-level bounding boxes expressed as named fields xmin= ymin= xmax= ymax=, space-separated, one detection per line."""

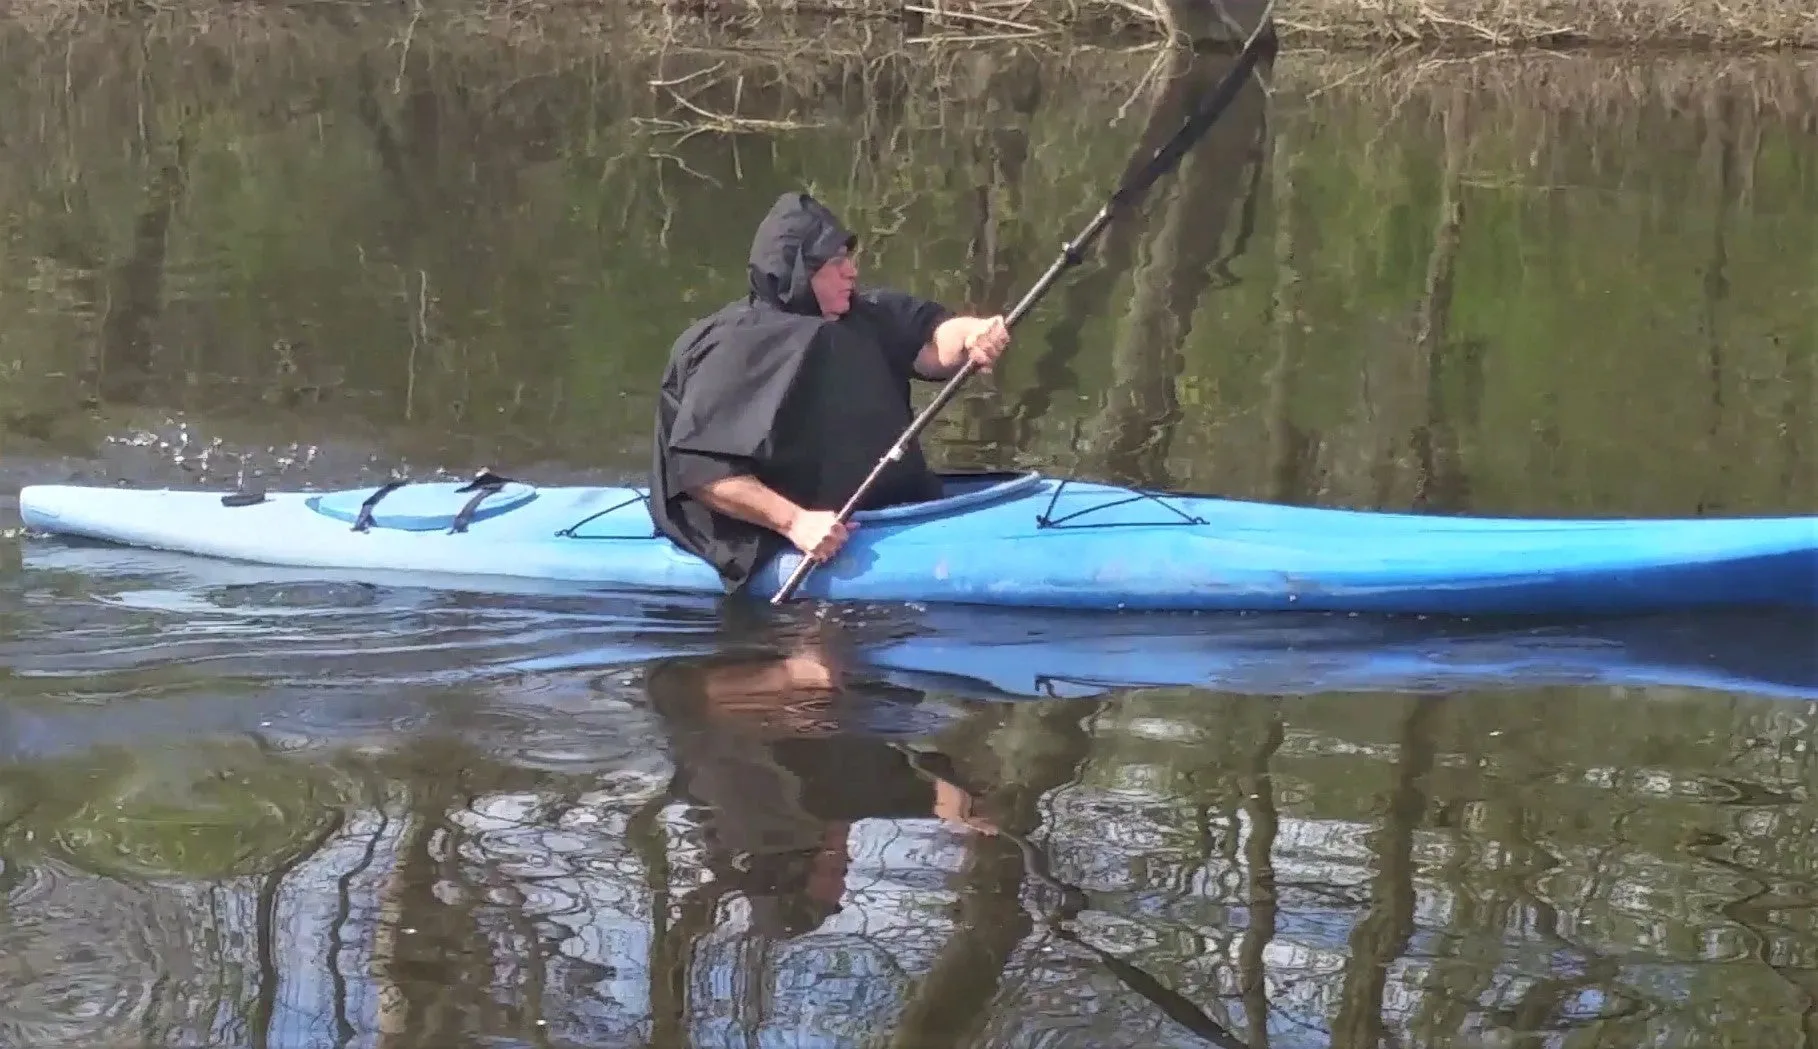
xmin=556 ymin=471 xmax=1046 ymax=540
xmin=559 ymin=470 xmax=1200 ymax=533
xmin=843 ymin=470 xmax=1209 ymax=529
xmin=850 ymin=471 xmax=1044 ymax=523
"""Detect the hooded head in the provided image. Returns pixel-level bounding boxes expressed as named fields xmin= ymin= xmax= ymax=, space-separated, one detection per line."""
xmin=747 ymin=191 xmax=859 ymax=319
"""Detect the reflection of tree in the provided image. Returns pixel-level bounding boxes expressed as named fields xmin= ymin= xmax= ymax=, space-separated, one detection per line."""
xmin=939 ymin=49 xmax=1046 ymax=470
xmin=889 ymin=702 xmax=1093 ymax=1047
xmin=1782 ymin=331 xmax=1813 ymax=506
xmin=328 ymin=806 xmax=391 ymax=1047
xmin=1085 ymin=45 xmax=1269 ymax=487
xmin=1331 ymin=696 xmax=1440 ymax=1048
xmin=362 ymin=740 xmax=592 ymax=1048
xmin=1687 ymin=824 xmax=1818 ymax=1044
xmin=1475 ymin=811 xmax=1630 ymax=1040
xmin=896 ymin=697 xmax=1253 ymax=1048
xmin=10 ymin=655 xmax=1818 ymax=1045
xmin=88 ymin=130 xmax=187 ymax=409
xmin=370 ymin=749 xmax=479 ymax=1046
xmin=960 ymin=52 xmax=1043 ymax=313
xmin=0 ymin=742 xmax=354 ymax=1047
xmin=1404 ymin=758 xmax=1483 ymax=1041
xmin=628 ymin=777 xmax=688 ymax=1047
xmin=1262 ymin=110 xmax=1315 ymax=505
xmin=998 ymin=41 xmax=1271 ymax=485
xmin=1696 ymin=88 xmax=1736 ymax=515
xmin=1406 ymin=94 xmax=1476 ymax=513
xmin=249 ymin=810 xmax=346 ymax=1049
xmin=1238 ymin=702 xmax=1283 ymax=1048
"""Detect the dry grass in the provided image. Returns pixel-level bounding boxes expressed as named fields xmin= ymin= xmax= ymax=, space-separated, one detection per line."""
xmin=1279 ymin=0 xmax=1816 ymax=50
xmin=1 ymin=0 xmax=1812 ymax=50
xmin=1301 ymin=47 xmax=1818 ymax=112
xmin=2 ymin=10 xmax=1810 ymax=147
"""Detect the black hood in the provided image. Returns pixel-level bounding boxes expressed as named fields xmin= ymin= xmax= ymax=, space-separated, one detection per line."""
xmin=747 ymin=191 xmax=857 ymax=315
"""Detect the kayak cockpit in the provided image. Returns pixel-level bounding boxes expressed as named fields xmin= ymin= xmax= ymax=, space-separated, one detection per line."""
xmin=290 ymin=467 xmax=1192 ymax=541
xmin=557 ymin=471 xmax=1047 ymax=540
xmin=851 ymin=471 xmax=1044 ymax=523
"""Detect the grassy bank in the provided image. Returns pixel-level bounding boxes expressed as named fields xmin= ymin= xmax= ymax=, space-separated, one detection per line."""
xmin=4 ymin=0 xmax=1814 ymax=51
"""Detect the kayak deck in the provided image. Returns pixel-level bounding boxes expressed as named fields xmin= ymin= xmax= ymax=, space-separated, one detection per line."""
xmin=18 ymin=472 xmax=1818 ymax=615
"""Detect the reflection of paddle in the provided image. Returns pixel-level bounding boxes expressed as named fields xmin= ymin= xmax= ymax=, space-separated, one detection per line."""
xmin=892 ymin=743 xmax=1252 ymax=1048
xmin=1050 ymin=923 xmax=1252 ymax=1049
xmin=769 ymin=3 xmax=1278 ymax=605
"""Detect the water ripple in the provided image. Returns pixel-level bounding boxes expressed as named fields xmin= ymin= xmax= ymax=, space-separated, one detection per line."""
xmin=6 ymin=489 xmax=1818 ymax=1048
xmin=0 ymin=857 xmax=180 ymax=1049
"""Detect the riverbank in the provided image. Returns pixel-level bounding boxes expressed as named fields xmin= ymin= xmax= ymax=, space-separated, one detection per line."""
xmin=3 ymin=0 xmax=1814 ymax=51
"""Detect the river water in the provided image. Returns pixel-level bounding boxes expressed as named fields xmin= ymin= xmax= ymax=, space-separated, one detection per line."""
xmin=1 ymin=23 xmax=1815 ymax=1049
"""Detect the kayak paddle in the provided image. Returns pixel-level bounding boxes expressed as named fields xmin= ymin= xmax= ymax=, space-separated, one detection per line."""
xmin=771 ymin=4 xmax=1278 ymax=605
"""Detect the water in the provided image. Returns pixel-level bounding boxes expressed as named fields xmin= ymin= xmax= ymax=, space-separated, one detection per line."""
xmin=2 ymin=22 xmax=1816 ymax=1049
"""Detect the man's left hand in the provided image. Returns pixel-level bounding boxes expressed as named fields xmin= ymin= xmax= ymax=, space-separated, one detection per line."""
xmin=963 ymin=315 xmax=1011 ymax=371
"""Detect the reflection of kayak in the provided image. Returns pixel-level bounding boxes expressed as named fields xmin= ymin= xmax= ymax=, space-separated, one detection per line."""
xmin=18 ymin=542 xmax=1818 ymax=707
xmin=18 ymin=469 xmax=1818 ymax=615
xmin=856 ymin=605 xmax=1818 ymax=703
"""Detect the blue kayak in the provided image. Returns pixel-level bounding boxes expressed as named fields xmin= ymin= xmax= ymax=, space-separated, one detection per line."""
xmin=17 ymin=470 xmax=1818 ymax=615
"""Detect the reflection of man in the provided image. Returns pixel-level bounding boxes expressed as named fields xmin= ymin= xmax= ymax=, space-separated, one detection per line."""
xmin=644 ymin=639 xmax=994 ymax=939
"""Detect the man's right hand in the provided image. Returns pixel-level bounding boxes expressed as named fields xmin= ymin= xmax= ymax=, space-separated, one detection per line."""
xmin=689 ymin=476 xmax=856 ymax=564
xmin=786 ymin=509 xmax=855 ymax=563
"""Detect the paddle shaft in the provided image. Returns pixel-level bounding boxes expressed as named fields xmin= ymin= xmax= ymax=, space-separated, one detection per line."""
xmin=770 ymin=22 xmax=1273 ymax=605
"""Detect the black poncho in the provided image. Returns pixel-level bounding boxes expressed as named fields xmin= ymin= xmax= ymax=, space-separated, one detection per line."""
xmin=650 ymin=191 xmax=953 ymax=592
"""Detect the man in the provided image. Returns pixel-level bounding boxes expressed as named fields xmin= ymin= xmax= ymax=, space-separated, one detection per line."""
xmin=650 ymin=191 xmax=1012 ymax=593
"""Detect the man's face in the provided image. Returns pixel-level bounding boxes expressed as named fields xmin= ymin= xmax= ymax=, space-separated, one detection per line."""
xmin=810 ymin=248 xmax=857 ymax=318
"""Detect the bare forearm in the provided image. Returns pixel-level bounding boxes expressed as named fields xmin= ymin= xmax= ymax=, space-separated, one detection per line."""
xmin=916 ymin=316 xmax=976 ymax=378
xmin=690 ymin=475 xmax=802 ymax=535
xmin=916 ymin=314 xmax=1008 ymax=378
xmin=691 ymin=473 xmax=854 ymax=564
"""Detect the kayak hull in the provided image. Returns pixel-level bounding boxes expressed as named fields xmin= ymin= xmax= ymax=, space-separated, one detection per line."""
xmin=17 ymin=472 xmax=1818 ymax=615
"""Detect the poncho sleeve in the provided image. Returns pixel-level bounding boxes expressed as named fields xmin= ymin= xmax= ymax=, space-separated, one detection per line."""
xmin=853 ymin=289 xmax=953 ymax=380
xmin=661 ymin=311 xmax=824 ymax=491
